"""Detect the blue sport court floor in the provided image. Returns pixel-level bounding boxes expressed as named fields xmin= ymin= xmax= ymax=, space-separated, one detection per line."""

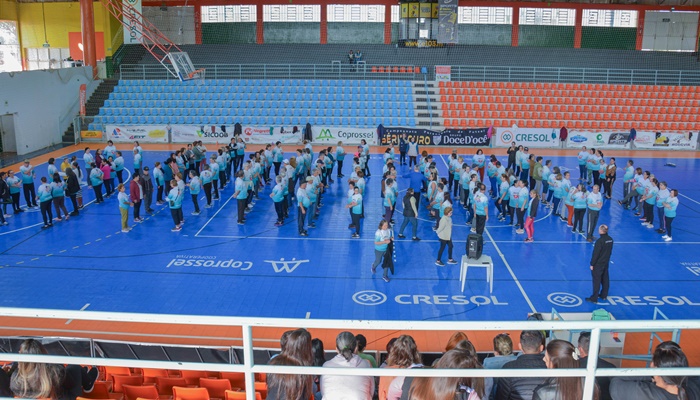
xmin=1 ymin=149 xmax=699 ymax=322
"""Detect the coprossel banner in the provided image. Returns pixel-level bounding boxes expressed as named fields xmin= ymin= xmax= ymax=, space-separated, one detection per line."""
xmin=379 ymin=127 xmax=490 ymax=147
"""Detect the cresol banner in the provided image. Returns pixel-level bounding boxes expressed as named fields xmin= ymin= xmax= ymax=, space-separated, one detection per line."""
xmin=634 ymin=131 xmax=698 ymax=150
xmin=380 ymin=127 xmax=490 ymax=147
xmin=566 ymin=131 xmax=630 ymax=149
xmin=494 ymin=127 xmax=559 ymax=148
xmin=311 ymin=127 xmax=377 ymax=146
xmin=106 ymin=125 xmax=169 ymax=143
xmin=123 ymin=0 xmax=143 ymax=45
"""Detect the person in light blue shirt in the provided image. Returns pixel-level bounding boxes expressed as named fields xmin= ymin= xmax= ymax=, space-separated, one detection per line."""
xmin=541 ymin=160 xmax=552 ymax=205
xmin=209 ymin=155 xmax=220 ymax=200
xmin=233 ymin=170 xmax=248 ymax=225
xmin=577 ymin=146 xmax=589 ymax=181
xmin=50 ymin=174 xmax=69 ymax=221
xmin=641 ymin=178 xmax=659 ymax=229
xmin=166 ymin=179 xmax=184 ymax=231
xmin=89 ymin=163 xmax=104 ymax=203
xmin=347 ymin=186 xmax=363 ymax=238
xmin=563 ymin=185 xmax=576 ymax=227
xmin=47 ymin=158 xmax=58 ymax=180
xmin=216 ymin=150 xmax=227 ymax=189
xmin=371 ymin=220 xmax=393 ymax=282
xmin=273 ymin=142 xmax=284 ymax=176
xmin=296 ymin=181 xmax=311 ymax=236
xmin=474 ymin=185 xmax=489 ymax=235
xmin=188 ymin=170 xmax=201 ymax=215
xmin=133 ymin=149 xmax=142 ymax=177
xmin=113 ymin=152 xmax=125 ymax=184
xmin=19 ymin=160 xmax=38 ymax=208
xmin=622 ymin=160 xmax=635 ymax=199
xmin=655 ymin=181 xmax=670 ymax=234
xmin=518 ymin=148 xmax=530 ymax=182
xmin=103 ymin=140 xmax=117 ymax=161
xmin=586 ymin=185 xmax=603 ymax=241
xmin=383 ymin=178 xmax=396 ymax=225
xmin=360 ymin=139 xmax=371 ymax=177
xmin=235 ymin=137 xmax=246 ymax=171
xmin=83 ymin=148 xmax=94 ymax=178
xmin=6 ymin=171 xmax=22 ymax=214
xmin=270 ymin=175 xmax=285 ymax=226
xmin=305 ymin=176 xmax=318 ymax=228
xmin=37 ymin=177 xmax=54 ymax=228
xmin=335 ymin=141 xmax=346 ymax=178
xmin=496 ymin=174 xmax=510 ymax=221
xmin=572 ymin=184 xmax=588 ymax=234
xmin=486 ymin=158 xmax=499 ymax=199
xmin=662 ymin=189 xmax=679 ymax=242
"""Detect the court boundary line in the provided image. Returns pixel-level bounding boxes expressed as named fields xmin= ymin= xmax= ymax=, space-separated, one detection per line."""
xmin=194 ymin=194 xmax=237 ymax=237
xmin=484 ymin=228 xmax=537 ymax=313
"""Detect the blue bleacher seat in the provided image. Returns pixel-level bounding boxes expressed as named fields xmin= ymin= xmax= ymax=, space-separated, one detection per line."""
xmin=333 ymin=117 xmax=340 ymax=125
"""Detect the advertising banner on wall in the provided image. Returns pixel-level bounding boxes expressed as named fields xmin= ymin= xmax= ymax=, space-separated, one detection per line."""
xmin=634 ymin=131 xmax=698 ymax=150
xmin=380 ymin=127 xmax=490 ymax=147
xmin=169 ymin=125 xmax=233 ymax=144
xmin=123 ymin=0 xmax=143 ymax=44
xmin=494 ymin=127 xmax=559 ymax=148
xmin=241 ymin=126 xmax=302 ymax=145
xmin=311 ymin=127 xmax=377 ymax=146
xmin=567 ymin=131 xmax=634 ymax=150
xmin=435 ymin=66 xmax=451 ymax=82
xmin=436 ymin=0 xmax=458 ymax=44
xmin=106 ymin=125 xmax=169 ymax=143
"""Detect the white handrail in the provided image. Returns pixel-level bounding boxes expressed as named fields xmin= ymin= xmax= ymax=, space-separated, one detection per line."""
xmin=1 ymin=307 xmax=699 ymax=400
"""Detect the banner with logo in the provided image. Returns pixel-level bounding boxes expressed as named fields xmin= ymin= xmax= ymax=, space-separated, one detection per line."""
xmin=634 ymin=131 xmax=697 ymax=150
xmin=81 ymin=130 xmax=103 ymax=140
xmin=494 ymin=127 xmax=559 ymax=148
xmin=106 ymin=125 xmax=168 ymax=143
xmin=169 ymin=125 xmax=233 ymax=143
xmin=436 ymin=0 xmax=458 ymax=44
xmin=435 ymin=66 xmax=451 ymax=82
xmin=312 ymin=127 xmax=377 ymax=146
xmin=567 ymin=131 xmax=633 ymax=149
xmin=79 ymin=84 xmax=86 ymax=116
xmin=380 ymin=127 xmax=490 ymax=147
xmin=123 ymin=0 xmax=143 ymax=44
xmin=241 ymin=126 xmax=302 ymax=145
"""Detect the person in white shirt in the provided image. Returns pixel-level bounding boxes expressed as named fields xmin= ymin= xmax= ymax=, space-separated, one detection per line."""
xmin=321 ymin=332 xmax=374 ymax=400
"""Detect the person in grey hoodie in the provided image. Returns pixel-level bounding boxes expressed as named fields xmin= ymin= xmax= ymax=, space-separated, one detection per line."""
xmin=435 ymin=206 xmax=457 ymax=267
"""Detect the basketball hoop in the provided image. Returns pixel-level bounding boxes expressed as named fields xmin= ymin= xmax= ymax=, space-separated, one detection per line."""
xmin=189 ymin=68 xmax=206 ymax=86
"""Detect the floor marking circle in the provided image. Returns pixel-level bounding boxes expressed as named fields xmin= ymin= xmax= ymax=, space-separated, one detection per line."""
xmin=353 ymin=290 xmax=387 ymax=306
xmin=547 ymin=292 xmax=583 ymax=308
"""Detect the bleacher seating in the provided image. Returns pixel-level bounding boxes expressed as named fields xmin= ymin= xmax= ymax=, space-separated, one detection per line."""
xmin=438 ymin=81 xmax=700 ymax=131
xmin=89 ymin=79 xmax=417 ymax=131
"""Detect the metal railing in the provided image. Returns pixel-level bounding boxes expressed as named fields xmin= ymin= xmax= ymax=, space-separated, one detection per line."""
xmin=0 ymin=307 xmax=699 ymax=400
xmin=119 ymin=63 xmax=418 ymax=80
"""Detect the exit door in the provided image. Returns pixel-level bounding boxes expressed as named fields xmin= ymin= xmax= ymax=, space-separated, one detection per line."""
xmin=0 ymin=114 xmax=18 ymax=153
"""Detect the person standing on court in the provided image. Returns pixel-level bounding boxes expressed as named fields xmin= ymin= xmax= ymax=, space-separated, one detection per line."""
xmin=398 ymin=188 xmax=420 ymax=241
xmin=559 ymin=126 xmax=568 ymax=148
xmin=435 ymin=206 xmax=457 ymax=267
xmin=233 ymin=171 xmax=247 ymax=225
xmin=129 ymin=174 xmax=143 ymax=223
xmin=586 ymin=224 xmax=614 ymax=304
xmin=398 ymin=133 xmax=408 ymax=166
xmin=586 ymin=185 xmax=603 ymax=242
xmin=296 ymin=180 xmax=310 ymax=237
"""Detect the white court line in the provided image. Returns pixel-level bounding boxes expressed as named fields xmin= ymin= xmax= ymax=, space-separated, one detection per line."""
xmin=305 ymin=312 xmax=311 ymax=319
xmin=679 ymin=193 xmax=700 ymax=206
xmin=194 ymin=195 xmax=237 ymax=237
xmin=195 ymin=234 xmax=442 ymax=243
xmin=484 ymin=228 xmax=536 ymax=313
xmin=65 ymin=303 xmax=90 ymax=325
xmin=492 ymin=240 xmax=700 ymax=244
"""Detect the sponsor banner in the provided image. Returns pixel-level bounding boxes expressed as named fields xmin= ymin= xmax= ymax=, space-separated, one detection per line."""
xmin=635 ymin=131 xmax=698 ymax=150
xmin=106 ymin=125 xmax=168 ymax=143
xmin=81 ymin=130 xmax=103 ymax=140
xmin=312 ymin=127 xmax=377 ymax=146
xmin=566 ymin=131 xmax=629 ymax=149
xmin=380 ymin=127 xmax=490 ymax=147
xmin=170 ymin=124 xmax=233 ymax=143
xmin=123 ymin=0 xmax=143 ymax=44
xmin=437 ymin=0 xmax=458 ymax=44
xmin=79 ymin=84 xmax=86 ymax=116
xmin=242 ymin=126 xmax=302 ymax=145
xmin=435 ymin=66 xmax=451 ymax=82
xmin=494 ymin=127 xmax=559 ymax=148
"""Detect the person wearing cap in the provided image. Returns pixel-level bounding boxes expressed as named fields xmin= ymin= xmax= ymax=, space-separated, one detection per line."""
xmin=297 ymin=180 xmax=310 ymax=237
xmin=140 ymin=166 xmax=154 ymax=213
xmin=19 ymin=160 xmax=38 ymax=209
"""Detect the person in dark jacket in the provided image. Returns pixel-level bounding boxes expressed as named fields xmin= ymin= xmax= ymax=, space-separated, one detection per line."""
xmin=610 ymin=341 xmax=700 ymax=400
xmin=507 ymin=142 xmax=517 ymax=172
xmin=64 ymin=168 xmax=81 ymax=216
xmin=398 ymin=188 xmax=419 ymax=241
xmin=559 ymin=126 xmax=568 ymax=148
xmin=586 ymin=225 xmax=614 ymax=304
xmin=141 ymin=167 xmax=155 ymax=213
xmin=398 ymin=133 xmax=408 ymax=165
xmin=0 ymin=171 xmax=10 ymax=225
xmin=496 ymin=330 xmax=546 ymax=400
xmin=577 ymin=332 xmax=615 ymax=400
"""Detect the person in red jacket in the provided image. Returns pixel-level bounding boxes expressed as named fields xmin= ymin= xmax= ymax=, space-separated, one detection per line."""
xmin=559 ymin=126 xmax=568 ymax=149
xmin=129 ymin=174 xmax=144 ymax=223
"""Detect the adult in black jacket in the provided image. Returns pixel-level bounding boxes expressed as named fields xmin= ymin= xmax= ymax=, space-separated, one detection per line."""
xmin=586 ymin=225 xmax=614 ymax=304
xmin=496 ymin=330 xmax=546 ymax=400
xmin=398 ymin=133 xmax=408 ymax=165
xmin=610 ymin=341 xmax=700 ymax=400
xmin=398 ymin=188 xmax=419 ymax=241
xmin=578 ymin=332 xmax=616 ymax=400
xmin=65 ymin=168 xmax=81 ymax=216
xmin=140 ymin=167 xmax=155 ymax=213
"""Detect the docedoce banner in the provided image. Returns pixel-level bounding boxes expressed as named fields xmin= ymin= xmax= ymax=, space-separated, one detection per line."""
xmin=311 ymin=127 xmax=377 ymax=146
xmin=106 ymin=125 xmax=169 ymax=143
xmin=494 ymin=127 xmax=559 ymax=148
xmin=379 ymin=127 xmax=490 ymax=147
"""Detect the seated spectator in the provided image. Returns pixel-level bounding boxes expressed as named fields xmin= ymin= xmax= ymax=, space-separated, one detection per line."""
xmin=348 ymin=50 xmax=355 ymax=65
xmin=267 ymin=329 xmax=313 ymax=400
xmin=0 ymin=365 xmax=11 ymax=397
xmin=610 ymin=341 xmax=700 ymax=400
xmin=356 ymin=334 xmax=377 ymax=368
xmin=9 ymin=339 xmax=97 ymax=400
xmin=407 ymin=346 xmax=485 ymax=400
xmin=321 ymin=332 xmax=374 ymax=400
xmin=577 ymin=332 xmax=615 ymax=400
xmin=379 ymin=337 xmax=398 ymax=369
xmin=446 ymin=331 xmax=470 ymax=352
xmin=484 ymin=333 xmax=518 ymax=369
xmin=533 ymin=339 xmax=598 ymax=400
xmin=312 ymin=338 xmax=325 ymax=400
xmin=496 ymin=330 xmax=546 ymax=400
xmin=385 ymin=335 xmax=423 ymax=400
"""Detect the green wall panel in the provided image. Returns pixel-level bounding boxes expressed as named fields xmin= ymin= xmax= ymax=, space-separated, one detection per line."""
xmin=328 ymin=23 xmax=384 ymax=44
xmin=458 ymin=24 xmax=511 ymax=46
xmin=263 ymin=22 xmax=320 ymax=44
xmin=581 ymin=27 xmax=636 ymax=50
xmin=518 ymin=25 xmax=574 ymax=48
xmin=202 ymin=23 xmax=256 ymax=44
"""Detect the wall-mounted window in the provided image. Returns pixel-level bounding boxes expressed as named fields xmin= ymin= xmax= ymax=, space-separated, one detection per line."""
xmin=263 ymin=5 xmax=320 ymax=22
xmin=201 ymin=5 xmax=256 ymax=23
xmin=327 ymin=5 xmax=385 ymax=22
xmin=458 ymin=7 xmax=512 ymax=24
xmin=519 ymin=8 xmax=575 ymax=26
xmin=391 ymin=5 xmax=400 ymax=23
xmin=0 ymin=21 xmax=21 ymax=72
xmin=582 ymin=10 xmax=638 ymax=27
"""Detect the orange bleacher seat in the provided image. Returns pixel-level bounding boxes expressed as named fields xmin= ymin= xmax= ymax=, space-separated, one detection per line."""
xmin=582 ymin=121 xmax=591 ymax=129
xmin=82 ymin=382 xmax=119 ymax=400
xmin=219 ymin=372 xmax=246 ymax=390
xmin=414 ymin=66 xmax=420 ymax=74
xmin=253 ymin=382 xmax=267 ymax=399
xmin=377 ymin=66 xmax=384 ymax=73
xmin=392 ymin=66 xmax=399 ymax=73
xmin=200 ymin=378 xmax=233 ymax=399
xmin=157 ymin=377 xmax=188 ymax=396
xmin=139 ymin=368 xmax=169 ymax=384
xmin=114 ymin=375 xmax=144 ymax=393
xmin=173 ymin=387 xmax=210 ymax=400
xmin=400 ymin=66 xmax=406 ymax=73
xmin=224 ymin=391 xmax=262 ymax=400
xmin=181 ymin=371 xmax=211 ymax=386
xmin=438 ymin=81 xmax=446 ymax=88
xmin=371 ymin=66 xmax=377 ymax=73
xmin=123 ymin=384 xmax=160 ymax=400
xmin=105 ymin=367 xmax=131 ymax=382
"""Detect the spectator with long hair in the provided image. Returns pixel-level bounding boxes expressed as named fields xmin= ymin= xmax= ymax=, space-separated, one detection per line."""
xmin=385 ymin=335 xmax=423 ymax=400
xmin=321 ymin=331 xmax=374 ymax=400
xmin=408 ymin=345 xmax=485 ymax=400
xmin=533 ymin=340 xmax=599 ymax=400
xmin=311 ymin=338 xmax=325 ymax=400
xmin=266 ymin=328 xmax=314 ymax=400
xmin=610 ymin=341 xmax=700 ymax=400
